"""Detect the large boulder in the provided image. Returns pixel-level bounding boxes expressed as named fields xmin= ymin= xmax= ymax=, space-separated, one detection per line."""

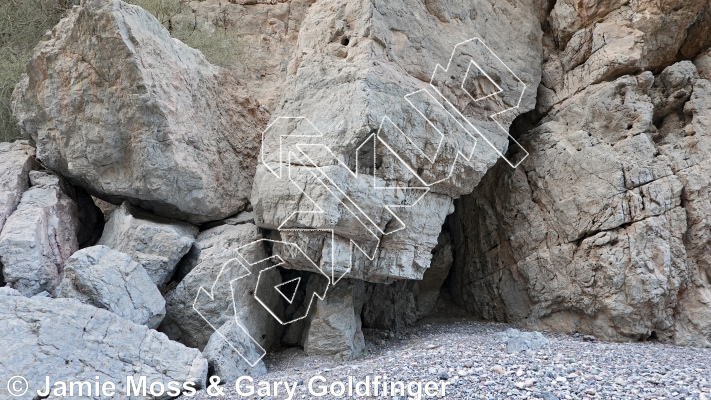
xmin=249 ymin=0 xmax=544 ymax=283
xmin=202 ymin=318 xmax=268 ymax=382
xmin=449 ymin=62 xmax=711 ymax=347
xmin=11 ymin=0 xmax=268 ymax=223
xmin=54 ymin=246 xmax=166 ymax=329
xmin=160 ymin=223 xmax=283 ymax=351
xmin=0 ymin=171 xmax=79 ymax=296
xmin=97 ymin=202 xmax=198 ymax=287
xmin=302 ymin=280 xmax=365 ymax=360
xmin=0 ymin=140 xmax=38 ymax=233
xmin=0 ymin=294 xmax=207 ymax=400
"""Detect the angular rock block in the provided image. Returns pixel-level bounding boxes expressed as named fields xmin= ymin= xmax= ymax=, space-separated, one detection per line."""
xmin=303 ymin=280 xmax=365 ymax=360
xmin=202 ymin=318 xmax=268 ymax=382
xmin=98 ymin=202 xmax=198 ymax=287
xmin=161 ymin=224 xmax=283 ymax=351
xmin=0 ymin=171 xmax=79 ymax=296
xmin=0 ymin=140 xmax=38 ymax=233
xmin=54 ymin=245 xmax=166 ymax=329
xmin=250 ymin=0 xmax=543 ymax=282
xmin=12 ymin=0 xmax=268 ymax=223
xmin=494 ymin=328 xmax=550 ymax=353
xmin=0 ymin=294 xmax=207 ymax=400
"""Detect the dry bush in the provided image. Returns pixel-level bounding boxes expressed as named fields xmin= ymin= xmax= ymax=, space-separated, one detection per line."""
xmin=128 ymin=0 xmax=243 ymax=69
xmin=0 ymin=0 xmax=79 ymax=142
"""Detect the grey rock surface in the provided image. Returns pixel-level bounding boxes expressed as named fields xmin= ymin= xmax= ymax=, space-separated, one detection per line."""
xmin=202 ymin=318 xmax=268 ymax=382
xmin=54 ymin=245 xmax=166 ymax=329
xmin=249 ymin=0 xmax=544 ymax=282
xmin=11 ymin=0 xmax=268 ymax=223
xmin=0 ymin=171 xmax=79 ymax=296
xmin=0 ymin=140 xmax=38 ymax=233
xmin=303 ymin=280 xmax=365 ymax=360
xmin=0 ymin=294 xmax=207 ymax=400
xmin=98 ymin=202 xmax=198 ymax=287
xmin=161 ymin=223 xmax=283 ymax=351
xmin=494 ymin=328 xmax=550 ymax=353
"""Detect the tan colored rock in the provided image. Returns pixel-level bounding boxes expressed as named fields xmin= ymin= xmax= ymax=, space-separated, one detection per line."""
xmin=450 ymin=62 xmax=711 ymax=347
xmin=171 ymin=0 xmax=311 ymax=112
xmin=540 ymin=0 xmax=710 ymax=111
xmin=11 ymin=0 xmax=268 ymax=223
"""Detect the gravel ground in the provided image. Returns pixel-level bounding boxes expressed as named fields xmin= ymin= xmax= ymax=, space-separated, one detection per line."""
xmin=180 ymin=318 xmax=711 ymax=400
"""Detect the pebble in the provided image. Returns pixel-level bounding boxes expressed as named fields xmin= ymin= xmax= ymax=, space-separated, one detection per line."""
xmin=177 ymin=320 xmax=711 ymax=400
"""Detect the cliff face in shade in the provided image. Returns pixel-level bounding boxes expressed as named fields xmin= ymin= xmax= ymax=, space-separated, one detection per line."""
xmin=448 ymin=0 xmax=711 ymax=347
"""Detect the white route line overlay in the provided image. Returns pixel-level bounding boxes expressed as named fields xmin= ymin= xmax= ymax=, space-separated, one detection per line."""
xmin=193 ymin=37 xmax=527 ymax=366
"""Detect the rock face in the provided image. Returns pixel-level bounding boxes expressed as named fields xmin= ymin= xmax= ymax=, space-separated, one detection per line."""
xmin=11 ymin=0 xmax=268 ymax=223
xmin=303 ymin=280 xmax=365 ymax=360
xmin=0 ymin=171 xmax=79 ymax=296
xmin=539 ymin=0 xmax=711 ymax=113
xmin=98 ymin=202 xmax=198 ymax=287
xmin=202 ymin=318 xmax=268 ymax=381
xmin=0 ymin=294 xmax=207 ymax=400
xmin=449 ymin=59 xmax=711 ymax=346
xmin=249 ymin=0 xmax=544 ymax=283
xmin=171 ymin=0 xmax=311 ymax=113
xmin=361 ymin=230 xmax=453 ymax=331
xmin=0 ymin=141 xmax=38 ymax=233
xmin=54 ymin=246 xmax=166 ymax=329
xmin=161 ymin=223 xmax=283 ymax=351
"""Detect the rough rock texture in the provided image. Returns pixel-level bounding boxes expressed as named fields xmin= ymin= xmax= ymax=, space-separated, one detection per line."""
xmin=302 ymin=280 xmax=365 ymax=360
xmin=11 ymin=0 xmax=268 ymax=223
xmin=360 ymin=230 xmax=453 ymax=331
xmin=494 ymin=328 xmax=550 ymax=353
xmin=249 ymin=0 xmax=544 ymax=283
xmin=202 ymin=318 xmax=268 ymax=382
xmin=172 ymin=0 xmax=311 ymax=113
xmin=54 ymin=246 xmax=166 ymax=329
xmin=0 ymin=171 xmax=79 ymax=296
xmin=161 ymin=223 xmax=283 ymax=351
xmin=98 ymin=202 xmax=198 ymax=287
xmin=0 ymin=294 xmax=207 ymax=400
xmin=0 ymin=140 xmax=38 ymax=233
xmin=539 ymin=0 xmax=711 ymax=112
xmin=450 ymin=60 xmax=711 ymax=346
